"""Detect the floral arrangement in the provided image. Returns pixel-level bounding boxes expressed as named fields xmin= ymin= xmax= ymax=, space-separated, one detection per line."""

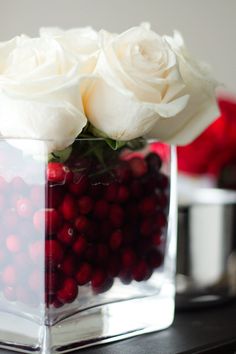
xmin=0 ymin=25 xmax=219 ymax=309
xmin=178 ymin=97 xmax=236 ymax=189
xmin=0 ymin=23 xmax=219 ymax=156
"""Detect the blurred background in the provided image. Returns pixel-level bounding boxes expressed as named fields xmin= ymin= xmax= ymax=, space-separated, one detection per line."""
xmin=0 ymin=0 xmax=236 ymax=96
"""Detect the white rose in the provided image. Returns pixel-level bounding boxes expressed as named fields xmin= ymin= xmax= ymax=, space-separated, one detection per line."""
xmin=40 ymin=26 xmax=99 ymax=73
xmin=148 ymin=31 xmax=219 ymax=144
xmin=0 ymin=35 xmax=87 ymax=155
xmin=84 ymin=23 xmax=189 ymax=141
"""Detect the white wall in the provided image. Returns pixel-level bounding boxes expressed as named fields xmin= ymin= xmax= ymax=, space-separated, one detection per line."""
xmin=0 ymin=0 xmax=235 ymax=94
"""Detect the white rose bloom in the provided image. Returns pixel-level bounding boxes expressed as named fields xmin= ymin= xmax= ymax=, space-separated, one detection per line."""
xmin=0 ymin=35 xmax=87 ymax=155
xmin=84 ymin=23 xmax=189 ymax=141
xmin=40 ymin=26 xmax=99 ymax=73
xmin=147 ymin=31 xmax=219 ymax=144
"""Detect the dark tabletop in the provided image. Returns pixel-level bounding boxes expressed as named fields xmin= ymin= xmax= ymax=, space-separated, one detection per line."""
xmin=1 ymin=299 xmax=236 ymax=354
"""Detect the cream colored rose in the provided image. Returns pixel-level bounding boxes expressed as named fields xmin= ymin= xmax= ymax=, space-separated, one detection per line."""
xmin=40 ymin=26 xmax=98 ymax=74
xmin=0 ymin=35 xmax=87 ymax=154
xmin=148 ymin=31 xmax=219 ymax=144
xmin=84 ymin=23 xmax=189 ymax=141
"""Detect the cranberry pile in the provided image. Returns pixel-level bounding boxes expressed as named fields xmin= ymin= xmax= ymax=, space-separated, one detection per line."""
xmin=0 ymin=148 xmax=169 ymax=308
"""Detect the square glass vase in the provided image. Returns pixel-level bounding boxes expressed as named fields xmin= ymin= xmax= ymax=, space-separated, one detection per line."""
xmin=0 ymin=138 xmax=177 ymax=353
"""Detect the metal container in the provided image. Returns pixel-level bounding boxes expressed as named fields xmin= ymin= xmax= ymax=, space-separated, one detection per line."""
xmin=176 ymin=188 xmax=236 ymax=309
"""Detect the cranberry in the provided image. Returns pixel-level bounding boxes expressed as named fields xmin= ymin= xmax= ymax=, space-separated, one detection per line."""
xmin=121 ymin=248 xmax=137 ymax=269
xmin=57 ymin=223 xmax=76 ymax=245
xmin=132 ymin=260 xmax=149 ymax=281
xmin=49 ymin=298 xmax=63 ymax=308
xmin=76 ymin=262 xmax=92 ymax=285
xmin=46 ymin=209 xmax=62 ymax=234
xmin=157 ymin=174 xmax=169 ymax=189
xmin=47 ymin=162 xmax=72 ymax=183
xmin=84 ymin=244 xmax=97 ymax=263
xmin=129 ymin=157 xmax=148 ymax=177
xmin=28 ymin=240 xmax=44 ymax=263
xmin=139 ymin=196 xmax=157 ymax=215
xmin=107 ymin=255 xmax=121 ymax=277
xmin=155 ymin=212 xmax=167 ymax=229
xmin=146 ymin=152 xmax=162 ymax=172
xmin=91 ymin=269 xmax=107 ymax=290
xmin=45 ymin=240 xmax=64 ymax=264
xmin=94 ymin=277 xmax=114 ymax=294
xmin=46 ymin=272 xmax=60 ymax=294
xmin=104 ymin=182 xmax=118 ymax=202
xmin=34 ymin=209 xmax=61 ymax=234
xmin=47 ymin=185 xmax=64 ymax=208
xmin=60 ymin=255 xmax=76 ymax=276
xmin=119 ymin=271 xmax=132 ymax=285
xmin=96 ymin=244 xmax=109 ymax=264
xmin=69 ymin=174 xmax=89 ymax=196
xmin=28 ymin=268 xmax=42 ymax=292
xmin=75 ymin=215 xmax=89 ymax=232
xmin=140 ymin=218 xmax=153 ymax=237
xmin=117 ymin=185 xmax=129 ymax=203
xmin=93 ymin=199 xmax=109 ymax=219
xmin=147 ymin=249 xmax=163 ymax=269
xmin=72 ymin=236 xmax=87 ymax=256
xmin=152 ymin=233 xmax=163 ymax=246
xmin=115 ymin=161 xmax=131 ymax=183
xmin=33 ymin=210 xmax=45 ymax=232
xmin=30 ymin=186 xmax=44 ymax=208
xmin=109 ymin=204 xmax=124 ymax=227
xmin=60 ymin=194 xmax=76 ymax=221
xmin=6 ymin=234 xmax=21 ymax=253
xmin=77 ymin=195 xmax=94 ymax=215
xmin=2 ymin=265 xmax=18 ymax=285
xmin=57 ymin=278 xmax=78 ymax=304
xmin=110 ymin=229 xmax=123 ymax=250
xmin=16 ymin=198 xmax=33 ymax=218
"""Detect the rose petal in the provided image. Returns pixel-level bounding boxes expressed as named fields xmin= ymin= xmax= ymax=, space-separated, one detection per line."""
xmin=0 ymin=93 xmax=87 ymax=154
xmin=147 ymin=96 xmax=219 ymax=144
xmin=85 ymin=77 xmax=188 ymax=141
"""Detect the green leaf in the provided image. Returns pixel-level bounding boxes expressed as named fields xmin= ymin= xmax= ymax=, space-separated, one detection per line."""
xmin=87 ymin=124 xmax=127 ymax=151
xmin=104 ymin=138 xmax=126 ymax=150
xmin=48 ymin=146 xmax=72 ymax=163
xmin=88 ymin=125 xmax=108 ymax=139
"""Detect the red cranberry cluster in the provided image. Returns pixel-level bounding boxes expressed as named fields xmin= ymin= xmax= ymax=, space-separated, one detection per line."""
xmin=0 ymin=150 xmax=169 ymax=308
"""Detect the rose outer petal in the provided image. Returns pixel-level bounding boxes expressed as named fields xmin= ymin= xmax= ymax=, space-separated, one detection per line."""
xmin=85 ymin=77 xmax=189 ymax=141
xmin=0 ymin=94 xmax=87 ymax=154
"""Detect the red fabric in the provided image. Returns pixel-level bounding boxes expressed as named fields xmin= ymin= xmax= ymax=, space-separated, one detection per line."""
xmin=177 ymin=97 xmax=236 ymax=177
